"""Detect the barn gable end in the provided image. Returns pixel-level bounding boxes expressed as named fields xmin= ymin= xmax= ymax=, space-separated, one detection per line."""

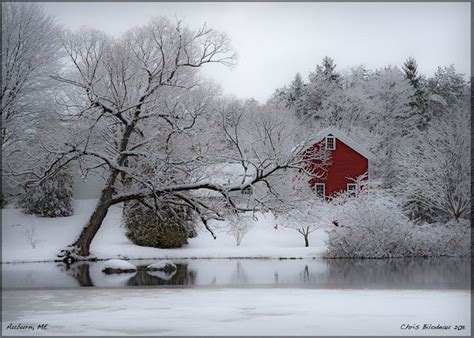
xmin=306 ymin=127 xmax=373 ymax=197
xmin=311 ymin=127 xmax=374 ymax=160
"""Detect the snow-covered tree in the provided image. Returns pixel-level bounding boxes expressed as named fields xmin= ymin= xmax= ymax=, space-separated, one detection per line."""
xmin=316 ymin=56 xmax=340 ymax=82
xmin=269 ymin=73 xmax=307 ymax=118
xmin=36 ymin=18 xmax=329 ymax=260
xmin=1 ymin=2 xmax=64 ymax=204
xmin=278 ymin=198 xmax=333 ymax=247
xmin=1 ymin=2 xmax=62 ymax=150
xmin=427 ymin=65 xmax=467 ymax=108
xmin=225 ymin=213 xmax=253 ymax=246
xmin=397 ymin=102 xmax=470 ymax=222
xmin=268 ymin=170 xmax=334 ymax=247
xmin=367 ymin=67 xmax=415 ymax=188
xmin=402 ymin=57 xmax=429 ymax=130
xmin=302 ymin=57 xmax=342 ymax=120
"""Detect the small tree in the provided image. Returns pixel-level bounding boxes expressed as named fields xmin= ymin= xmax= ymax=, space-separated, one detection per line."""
xmin=268 ymin=171 xmax=333 ymax=247
xmin=225 ymin=213 xmax=252 ymax=246
xmin=278 ymin=198 xmax=333 ymax=247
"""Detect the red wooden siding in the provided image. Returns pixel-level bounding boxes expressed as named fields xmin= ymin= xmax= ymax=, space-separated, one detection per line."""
xmin=308 ymin=137 xmax=368 ymax=196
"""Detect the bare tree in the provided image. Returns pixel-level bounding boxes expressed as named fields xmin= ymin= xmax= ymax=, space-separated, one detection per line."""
xmin=1 ymin=3 xmax=65 ymax=204
xmin=1 ymin=2 xmax=62 ymax=151
xmin=225 ymin=213 xmax=252 ymax=246
xmin=278 ymin=197 xmax=333 ymax=247
xmin=41 ymin=18 xmax=329 ymax=260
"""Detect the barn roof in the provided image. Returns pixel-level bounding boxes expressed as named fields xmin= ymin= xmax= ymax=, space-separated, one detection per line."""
xmin=311 ymin=127 xmax=375 ymax=160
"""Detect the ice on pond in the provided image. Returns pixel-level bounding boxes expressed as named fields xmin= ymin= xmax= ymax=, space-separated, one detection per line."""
xmin=1 ymin=288 xmax=470 ymax=336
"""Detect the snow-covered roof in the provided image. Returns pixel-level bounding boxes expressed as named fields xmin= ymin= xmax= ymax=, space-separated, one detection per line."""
xmin=311 ymin=127 xmax=374 ymax=160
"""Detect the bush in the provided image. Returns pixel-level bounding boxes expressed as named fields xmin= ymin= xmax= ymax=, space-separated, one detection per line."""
xmin=324 ymin=191 xmax=411 ymax=258
xmin=19 ymin=168 xmax=74 ymax=217
xmin=324 ymin=191 xmax=470 ymax=258
xmin=407 ymin=220 xmax=470 ymax=257
xmin=124 ymin=202 xmax=196 ymax=249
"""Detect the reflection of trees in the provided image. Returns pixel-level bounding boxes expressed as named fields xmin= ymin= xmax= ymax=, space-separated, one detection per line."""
xmin=61 ymin=262 xmax=94 ymax=287
xmin=293 ymin=264 xmax=323 ymax=284
xmin=51 ymin=258 xmax=470 ymax=289
xmin=230 ymin=261 xmax=249 ymax=284
xmin=302 ymin=265 xmax=310 ymax=282
xmin=325 ymin=258 xmax=470 ymax=289
xmin=127 ymin=264 xmax=197 ymax=286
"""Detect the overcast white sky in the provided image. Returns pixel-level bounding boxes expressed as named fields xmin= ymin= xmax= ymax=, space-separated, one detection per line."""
xmin=43 ymin=2 xmax=470 ymax=103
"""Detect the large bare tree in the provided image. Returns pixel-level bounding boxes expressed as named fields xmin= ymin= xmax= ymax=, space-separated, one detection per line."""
xmin=37 ymin=18 xmax=329 ymax=260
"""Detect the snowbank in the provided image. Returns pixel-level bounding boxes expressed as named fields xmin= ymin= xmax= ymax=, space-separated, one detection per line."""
xmin=101 ymin=259 xmax=137 ymax=274
xmin=147 ymin=260 xmax=177 ymax=272
xmin=102 ymin=259 xmax=136 ymax=270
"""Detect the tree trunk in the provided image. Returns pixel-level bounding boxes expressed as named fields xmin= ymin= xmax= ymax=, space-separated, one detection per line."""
xmin=72 ymin=184 xmax=114 ymax=257
xmin=63 ymin=169 xmax=121 ymax=260
xmin=304 ymin=234 xmax=309 ymax=247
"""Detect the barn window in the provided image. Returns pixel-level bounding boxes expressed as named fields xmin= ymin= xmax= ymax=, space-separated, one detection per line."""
xmin=347 ymin=184 xmax=357 ymax=197
xmin=325 ymin=135 xmax=335 ymax=150
xmin=315 ymin=183 xmax=325 ymax=198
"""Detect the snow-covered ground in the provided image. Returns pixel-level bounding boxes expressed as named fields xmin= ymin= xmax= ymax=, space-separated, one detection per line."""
xmin=2 ymin=199 xmax=327 ymax=263
xmin=2 ymin=288 xmax=470 ymax=336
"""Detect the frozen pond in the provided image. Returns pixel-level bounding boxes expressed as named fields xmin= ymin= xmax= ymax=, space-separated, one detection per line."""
xmin=2 ymin=257 xmax=470 ymax=290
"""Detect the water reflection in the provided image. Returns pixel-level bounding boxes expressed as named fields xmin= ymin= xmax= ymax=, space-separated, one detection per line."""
xmin=324 ymin=258 xmax=471 ymax=289
xmin=126 ymin=265 xmax=197 ymax=286
xmin=2 ymin=257 xmax=469 ymax=290
xmin=64 ymin=262 xmax=94 ymax=287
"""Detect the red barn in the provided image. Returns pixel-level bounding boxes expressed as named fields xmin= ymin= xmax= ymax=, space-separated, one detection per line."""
xmin=304 ymin=127 xmax=374 ymax=198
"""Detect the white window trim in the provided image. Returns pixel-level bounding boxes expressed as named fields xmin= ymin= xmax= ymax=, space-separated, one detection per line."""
xmin=325 ymin=135 xmax=336 ymax=150
xmin=315 ymin=183 xmax=325 ymax=198
xmin=347 ymin=183 xmax=357 ymax=197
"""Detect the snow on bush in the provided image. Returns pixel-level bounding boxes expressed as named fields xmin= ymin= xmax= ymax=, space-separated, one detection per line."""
xmin=147 ymin=260 xmax=177 ymax=273
xmin=19 ymin=168 xmax=74 ymax=217
xmin=324 ymin=191 xmax=470 ymax=258
xmin=102 ymin=259 xmax=137 ymax=274
xmin=324 ymin=191 xmax=410 ymax=258
xmin=407 ymin=220 xmax=470 ymax=258
xmin=124 ymin=202 xmax=196 ymax=249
